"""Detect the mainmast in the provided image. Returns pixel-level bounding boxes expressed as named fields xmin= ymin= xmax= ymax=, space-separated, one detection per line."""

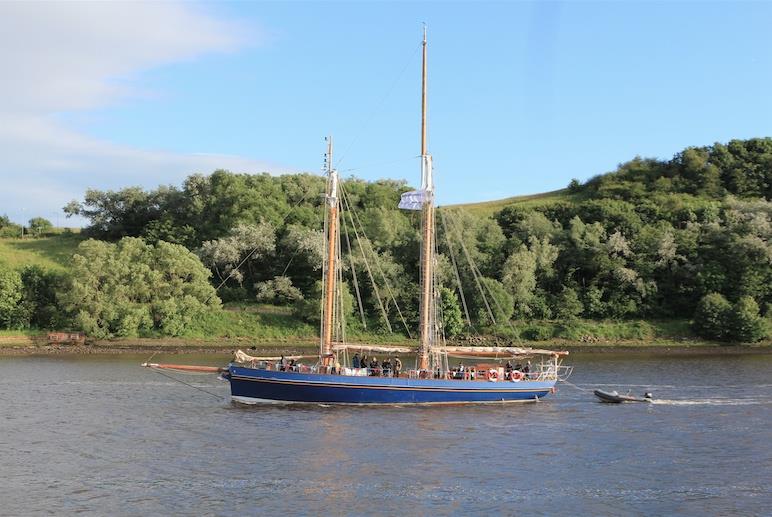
xmin=321 ymin=136 xmax=339 ymax=367
xmin=417 ymin=26 xmax=434 ymax=371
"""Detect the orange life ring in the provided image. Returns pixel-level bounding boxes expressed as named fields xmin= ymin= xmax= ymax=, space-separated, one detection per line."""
xmin=488 ymin=369 xmax=498 ymax=382
xmin=510 ymin=370 xmax=524 ymax=382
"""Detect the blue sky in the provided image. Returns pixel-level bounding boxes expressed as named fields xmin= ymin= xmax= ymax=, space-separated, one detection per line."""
xmin=2 ymin=1 xmax=772 ymax=225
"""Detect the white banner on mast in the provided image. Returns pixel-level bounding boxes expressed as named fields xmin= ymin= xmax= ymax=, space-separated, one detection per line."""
xmin=398 ymin=190 xmax=429 ymax=210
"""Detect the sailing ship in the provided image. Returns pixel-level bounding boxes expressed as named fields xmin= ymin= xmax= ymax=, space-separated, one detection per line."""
xmin=143 ymin=30 xmax=570 ymax=403
xmin=219 ymin=30 xmax=571 ymax=404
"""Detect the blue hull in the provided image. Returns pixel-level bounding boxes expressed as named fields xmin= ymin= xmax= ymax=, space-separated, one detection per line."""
xmin=227 ymin=366 xmax=555 ymax=404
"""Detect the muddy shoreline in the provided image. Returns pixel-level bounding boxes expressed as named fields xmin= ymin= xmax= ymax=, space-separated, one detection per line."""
xmin=1 ymin=337 xmax=770 ymax=357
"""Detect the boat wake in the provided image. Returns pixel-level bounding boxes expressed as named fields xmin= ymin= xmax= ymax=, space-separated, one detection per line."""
xmin=650 ymin=398 xmax=771 ymax=406
xmin=586 ymin=383 xmax=772 ymax=390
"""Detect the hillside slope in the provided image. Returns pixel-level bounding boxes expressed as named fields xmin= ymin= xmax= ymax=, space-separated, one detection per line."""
xmin=449 ymin=189 xmax=574 ymax=217
xmin=0 ymin=234 xmax=83 ymax=272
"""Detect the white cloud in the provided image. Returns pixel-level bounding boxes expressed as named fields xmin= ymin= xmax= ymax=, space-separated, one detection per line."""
xmin=0 ymin=1 xmax=283 ymax=225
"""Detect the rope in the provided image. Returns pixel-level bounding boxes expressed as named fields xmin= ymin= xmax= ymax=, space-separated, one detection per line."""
xmin=204 ymin=185 xmax=318 ymax=304
xmin=444 ymin=209 xmax=522 ymax=343
xmin=444 ymin=209 xmax=496 ymax=323
xmin=339 ymin=184 xmax=392 ymax=333
xmin=341 ymin=183 xmax=413 ymax=338
xmin=561 ymin=379 xmax=590 ymax=392
xmin=438 ymin=209 xmax=472 ymax=327
xmin=147 ymin=366 xmax=225 ymax=401
xmin=334 ymin=42 xmax=422 ymax=169
xmin=342 ymin=208 xmax=368 ymax=328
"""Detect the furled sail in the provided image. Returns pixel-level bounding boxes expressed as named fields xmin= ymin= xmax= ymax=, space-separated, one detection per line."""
xmin=233 ymin=350 xmax=313 ymax=363
xmin=439 ymin=346 xmax=569 ymax=357
xmin=331 ymin=343 xmax=415 ymax=354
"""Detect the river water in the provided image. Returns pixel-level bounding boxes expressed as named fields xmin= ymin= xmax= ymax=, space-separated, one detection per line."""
xmin=1 ymin=351 xmax=770 ymax=516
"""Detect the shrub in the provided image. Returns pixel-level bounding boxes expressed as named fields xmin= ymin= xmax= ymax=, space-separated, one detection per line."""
xmin=60 ymin=238 xmax=220 ymax=338
xmin=693 ymin=293 xmax=731 ymax=340
xmin=729 ymin=296 xmax=766 ymax=342
xmin=0 ymin=267 xmax=23 ymax=327
xmin=521 ymin=324 xmax=553 ymax=341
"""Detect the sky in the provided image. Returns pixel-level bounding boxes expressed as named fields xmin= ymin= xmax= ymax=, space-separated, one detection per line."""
xmin=1 ymin=1 xmax=772 ymax=226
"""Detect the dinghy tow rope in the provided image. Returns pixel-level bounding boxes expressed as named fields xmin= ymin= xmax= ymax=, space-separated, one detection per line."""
xmin=561 ymin=379 xmax=591 ymax=393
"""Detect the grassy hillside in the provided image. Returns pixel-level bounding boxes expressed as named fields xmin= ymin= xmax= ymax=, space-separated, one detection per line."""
xmin=0 ymin=233 xmax=83 ymax=272
xmin=448 ymin=188 xmax=575 ymax=217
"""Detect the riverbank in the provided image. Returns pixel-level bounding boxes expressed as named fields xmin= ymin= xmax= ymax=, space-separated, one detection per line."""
xmin=1 ymin=332 xmax=770 ymax=356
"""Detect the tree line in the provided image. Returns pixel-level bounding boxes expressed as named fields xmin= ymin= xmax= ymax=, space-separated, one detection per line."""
xmin=1 ymin=138 xmax=770 ymax=342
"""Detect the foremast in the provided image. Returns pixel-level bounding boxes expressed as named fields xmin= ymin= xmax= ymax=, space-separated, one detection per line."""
xmin=418 ymin=26 xmax=435 ymax=371
xmin=321 ymin=136 xmax=339 ymax=367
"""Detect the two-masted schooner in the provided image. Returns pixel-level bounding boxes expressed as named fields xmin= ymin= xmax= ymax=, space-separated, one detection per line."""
xmin=219 ymin=30 xmax=570 ymax=404
xmin=144 ymin=31 xmax=570 ymax=403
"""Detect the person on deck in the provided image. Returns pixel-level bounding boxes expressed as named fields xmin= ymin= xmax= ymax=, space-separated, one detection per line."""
xmin=352 ymin=353 xmax=361 ymax=369
xmin=393 ymin=357 xmax=402 ymax=378
xmin=360 ymin=355 xmax=368 ymax=372
xmin=505 ymin=360 xmax=513 ymax=373
xmin=523 ymin=361 xmax=531 ymax=379
xmin=382 ymin=358 xmax=392 ymax=377
xmin=279 ymin=355 xmax=286 ymax=371
xmin=370 ymin=357 xmax=379 ymax=375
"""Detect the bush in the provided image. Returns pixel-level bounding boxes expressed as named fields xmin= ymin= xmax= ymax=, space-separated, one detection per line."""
xmin=60 ymin=238 xmax=220 ymax=338
xmin=0 ymin=267 xmax=23 ymax=328
xmin=521 ymin=324 xmax=553 ymax=341
xmin=439 ymin=286 xmax=464 ymax=337
xmin=693 ymin=293 xmax=731 ymax=340
xmin=28 ymin=217 xmax=53 ymax=236
xmin=729 ymin=296 xmax=766 ymax=342
xmin=255 ymin=276 xmax=303 ymax=305
xmin=567 ymin=178 xmax=582 ymax=193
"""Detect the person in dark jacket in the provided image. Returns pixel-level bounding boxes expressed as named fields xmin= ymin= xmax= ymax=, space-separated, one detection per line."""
xmin=382 ymin=358 xmax=392 ymax=377
xmin=352 ymin=353 xmax=360 ymax=368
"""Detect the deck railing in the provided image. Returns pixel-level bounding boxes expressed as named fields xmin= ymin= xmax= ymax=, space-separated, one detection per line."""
xmin=237 ymin=360 xmax=572 ymax=382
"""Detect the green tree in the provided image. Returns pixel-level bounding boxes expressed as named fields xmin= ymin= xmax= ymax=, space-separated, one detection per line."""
xmin=728 ymin=296 xmax=766 ymax=342
xmin=693 ymin=293 xmax=731 ymax=340
xmin=293 ymin=280 xmax=355 ymax=328
xmin=501 ymin=245 xmax=536 ymax=318
xmin=471 ymin=277 xmax=513 ymax=326
xmin=554 ymin=287 xmax=583 ymax=321
xmin=198 ymin=222 xmax=276 ymax=285
xmin=255 ymin=276 xmax=303 ymax=305
xmin=0 ymin=267 xmax=23 ymax=328
xmin=60 ymin=238 xmax=219 ymax=338
xmin=439 ymin=286 xmax=464 ymax=337
xmin=28 ymin=217 xmax=53 ymax=236
xmin=18 ymin=266 xmax=63 ymax=329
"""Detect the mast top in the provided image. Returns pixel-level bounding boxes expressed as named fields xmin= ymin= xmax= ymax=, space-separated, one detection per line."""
xmin=325 ymin=135 xmax=338 ymax=206
xmin=420 ymin=23 xmax=428 ymax=159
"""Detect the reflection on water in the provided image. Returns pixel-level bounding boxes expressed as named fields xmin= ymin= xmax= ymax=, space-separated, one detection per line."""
xmin=0 ymin=351 xmax=770 ymax=515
